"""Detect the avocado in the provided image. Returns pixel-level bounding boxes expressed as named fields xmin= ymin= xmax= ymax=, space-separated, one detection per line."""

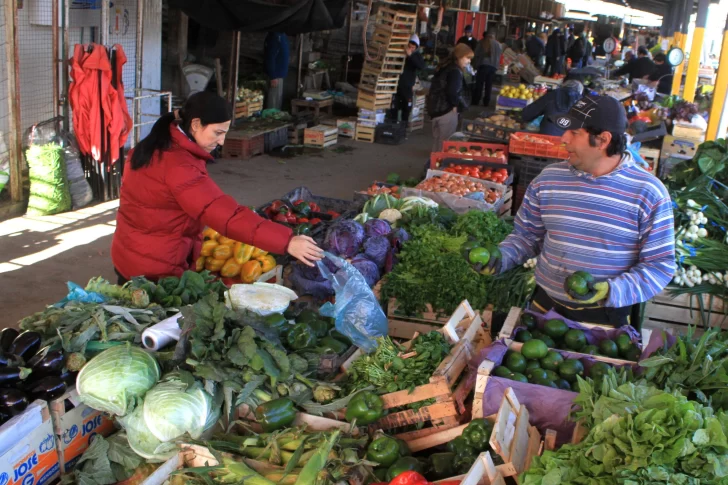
xmin=509 ymin=372 xmax=528 ymax=383
xmin=544 ymin=319 xmax=569 ymax=339
xmin=615 ymin=333 xmax=634 ymax=354
xmin=521 ymin=339 xmax=549 ymax=360
xmin=520 ymin=313 xmax=537 ymax=330
xmin=493 ymin=366 xmax=513 ymax=378
xmin=565 ymin=271 xmax=595 ymax=298
xmin=544 ymin=370 xmax=560 ymax=382
xmin=622 ymin=344 xmax=642 ymax=362
xmin=554 ymin=378 xmax=573 ymax=391
xmin=599 ymin=339 xmax=620 ymax=358
xmin=558 ymin=359 xmax=585 ymax=383
xmin=540 ymin=351 xmax=565 ymax=371
xmin=589 ymin=362 xmax=612 ymax=381
xmin=540 ymin=335 xmax=557 ymax=348
xmin=504 ymin=351 xmax=528 ymax=374
xmin=564 ymin=329 xmax=587 ymax=351
xmin=525 ymin=359 xmax=542 ymax=371
xmin=582 ymin=345 xmax=599 ymax=355
xmin=526 ymin=368 xmax=548 ymax=382
xmin=515 ymin=330 xmax=533 ymax=343
xmin=531 ymin=376 xmax=558 ymax=389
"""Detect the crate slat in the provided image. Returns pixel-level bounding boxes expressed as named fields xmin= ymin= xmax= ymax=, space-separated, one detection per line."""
xmin=644 ymin=291 xmax=727 ymax=333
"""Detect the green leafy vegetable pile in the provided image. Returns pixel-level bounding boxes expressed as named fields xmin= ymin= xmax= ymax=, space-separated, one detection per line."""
xmin=522 ymin=373 xmax=728 ymax=485
xmin=62 ymin=433 xmax=151 ymax=485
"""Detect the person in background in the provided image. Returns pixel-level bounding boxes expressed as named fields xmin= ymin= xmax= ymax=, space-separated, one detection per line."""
xmin=565 ymin=28 xmax=576 ymax=53
xmin=426 ymin=43 xmax=474 ymax=152
xmin=489 ymin=95 xmax=675 ymax=327
xmin=521 ymin=80 xmax=584 ymax=136
xmin=646 ymin=35 xmax=657 ymax=50
xmin=648 ymin=53 xmax=674 ymax=95
xmin=538 ymin=33 xmax=549 ymax=69
xmin=526 ymin=31 xmax=546 ymax=66
xmin=391 ymin=34 xmax=426 ymax=129
xmin=472 ymin=31 xmax=502 ymax=106
xmin=568 ymin=34 xmax=585 ymax=69
xmin=264 ymin=32 xmax=290 ymax=110
xmin=545 ymin=28 xmax=564 ymax=76
xmin=583 ymin=34 xmax=593 ymax=67
xmin=457 ymin=25 xmax=478 ymax=52
xmin=112 ymin=92 xmax=323 ymax=283
xmin=613 ymin=46 xmax=656 ymax=81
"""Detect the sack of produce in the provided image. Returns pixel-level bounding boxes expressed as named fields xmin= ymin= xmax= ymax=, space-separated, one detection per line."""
xmin=64 ymin=145 xmax=93 ymax=209
xmin=26 ymin=142 xmax=72 ymax=216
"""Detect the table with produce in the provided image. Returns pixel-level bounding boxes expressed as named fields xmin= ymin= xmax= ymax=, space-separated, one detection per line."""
xmin=2 ymin=116 xmax=728 ymax=485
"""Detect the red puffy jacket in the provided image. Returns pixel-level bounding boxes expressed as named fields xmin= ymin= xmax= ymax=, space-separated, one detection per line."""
xmin=111 ymin=124 xmax=293 ymax=280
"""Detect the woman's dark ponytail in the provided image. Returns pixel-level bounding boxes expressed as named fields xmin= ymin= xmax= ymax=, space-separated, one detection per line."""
xmin=129 ymin=91 xmax=232 ymax=170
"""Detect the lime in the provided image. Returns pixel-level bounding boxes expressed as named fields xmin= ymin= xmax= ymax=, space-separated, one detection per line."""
xmin=525 ymin=359 xmax=541 ymax=371
xmin=558 ymin=359 xmax=585 ymax=383
xmin=582 ymin=345 xmax=599 ymax=355
xmin=615 ymin=333 xmax=634 ymax=354
xmin=622 ymin=344 xmax=642 ymax=362
xmin=544 ymin=319 xmax=569 ymax=339
xmin=599 ymin=340 xmax=619 ymax=358
xmin=526 ymin=368 xmax=548 ymax=382
xmin=515 ymin=330 xmax=533 ymax=343
xmin=510 ymin=372 xmax=528 ymax=383
xmin=521 ymin=339 xmax=549 ymax=360
xmin=520 ymin=313 xmax=537 ymax=330
xmin=540 ymin=351 xmax=564 ymax=371
xmin=589 ymin=362 xmax=612 ymax=381
xmin=504 ymin=351 xmax=527 ymax=373
xmin=564 ymin=329 xmax=587 ymax=351
xmin=493 ymin=366 xmax=512 ymax=378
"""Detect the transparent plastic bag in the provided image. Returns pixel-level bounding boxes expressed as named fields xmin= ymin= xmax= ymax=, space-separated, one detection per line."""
xmin=317 ymin=252 xmax=388 ymax=353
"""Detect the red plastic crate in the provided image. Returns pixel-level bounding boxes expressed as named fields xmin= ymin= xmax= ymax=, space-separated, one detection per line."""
xmin=508 ymin=132 xmax=570 ymax=160
xmin=430 ymin=152 xmax=511 ymax=171
xmin=442 ymin=140 xmax=509 ymax=157
xmin=222 ymin=133 xmax=264 ymax=159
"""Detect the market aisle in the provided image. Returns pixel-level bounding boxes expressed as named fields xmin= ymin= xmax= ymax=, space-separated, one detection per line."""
xmin=0 ymin=131 xmax=432 ymax=325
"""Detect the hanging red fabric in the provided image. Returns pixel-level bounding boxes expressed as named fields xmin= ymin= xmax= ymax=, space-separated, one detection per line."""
xmin=110 ymin=45 xmax=133 ymax=163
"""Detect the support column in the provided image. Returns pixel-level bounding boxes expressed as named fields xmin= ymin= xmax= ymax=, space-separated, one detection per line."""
xmin=706 ymin=13 xmax=728 ymax=140
xmin=671 ymin=0 xmax=691 ymax=95
xmin=683 ymin=0 xmax=709 ymax=102
xmin=3 ymin=0 xmax=22 ymax=203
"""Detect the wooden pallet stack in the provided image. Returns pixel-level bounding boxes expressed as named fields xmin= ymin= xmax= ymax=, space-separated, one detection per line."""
xmin=355 ymin=7 xmax=416 ymax=142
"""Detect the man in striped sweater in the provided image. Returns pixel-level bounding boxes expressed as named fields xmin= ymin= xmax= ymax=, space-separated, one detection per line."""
xmin=493 ymin=95 xmax=675 ymax=326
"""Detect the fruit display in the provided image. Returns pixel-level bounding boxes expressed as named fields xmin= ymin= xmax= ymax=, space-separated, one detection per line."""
xmin=515 ymin=313 xmax=642 ymax=361
xmin=415 ymin=173 xmax=502 ymax=203
xmin=498 ymin=84 xmax=544 ymax=101
xmin=463 ymin=113 xmax=522 ymax=141
xmin=445 ymin=145 xmax=508 ymax=162
xmin=442 ymin=164 xmax=509 ymax=184
xmin=197 ymin=227 xmax=278 ymax=282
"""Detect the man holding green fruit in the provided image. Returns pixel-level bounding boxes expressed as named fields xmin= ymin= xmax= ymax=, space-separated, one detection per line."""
xmin=489 ymin=95 xmax=676 ymax=326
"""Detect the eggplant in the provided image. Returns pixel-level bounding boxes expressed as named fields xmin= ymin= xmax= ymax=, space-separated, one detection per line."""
xmin=8 ymin=331 xmax=41 ymax=361
xmin=0 ymin=388 xmax=29 ymax=416
xmin=0 ymin=351 xmax=25 ymax=368
xmin=27 ymin=347 xmax=65 ymax=377
xmin=27 ymin=376 xmax=66 ymax=401
xmin=0 ymin=328 xmax=19 ymax=352
xmin=0 ymin=367 xmax=32 ymax=386
xmin=58 ymin=368 xmax=78 ymax=387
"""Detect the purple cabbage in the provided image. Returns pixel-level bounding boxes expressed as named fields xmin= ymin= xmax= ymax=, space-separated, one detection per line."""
xmin=323 ymin=221 xmax=365 ymax=258
xmin=351 ymin=255 xmax=380 ymax=287
xmin=388 ymin=227 xmax=410 ymax=250
xmin=289 ymin=262 xmax=334 ymax=299
xmin=364 ymin=219 xmax=392 ymax=239
xmin=363 ymin=235 xmax=390 ymax=269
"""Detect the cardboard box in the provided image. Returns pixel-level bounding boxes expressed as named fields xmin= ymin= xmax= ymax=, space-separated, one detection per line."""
xmin=0 ymin=400 xmax=60 ymax=485
xmin=51 ymin=388 xmax=116 ymax=473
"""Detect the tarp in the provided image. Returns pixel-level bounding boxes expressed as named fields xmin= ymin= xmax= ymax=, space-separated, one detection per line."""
xmin=170 ymin=0 xmax=351 ymax=35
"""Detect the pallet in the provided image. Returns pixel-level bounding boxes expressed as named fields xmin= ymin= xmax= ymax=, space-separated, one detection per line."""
xmin=304 ymin=125 xmax=338 ymax=148
xmin=355 ymin=125 xmax=376 ymax=143
xmin=406 ymin=388 xmax=542 ymax=483
xmin=644 ymin=291 xmax=727 ymax=334
xmin=342 ymin=301 xmax=492 ymax=440
xmin=497 ymin=306 xmax=640 ymax=366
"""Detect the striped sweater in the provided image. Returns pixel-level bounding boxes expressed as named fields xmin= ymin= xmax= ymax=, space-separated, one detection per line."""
xmin=499 ymin=152 xmax=676 ymax=308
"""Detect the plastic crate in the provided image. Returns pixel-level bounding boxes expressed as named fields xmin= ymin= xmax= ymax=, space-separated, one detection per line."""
xmin=509 ymin=132 xmax=569 ymax=160
xmin=441 ymin=140 xmax=508 ymax=161
xmin=222 ymin=133 xmax=264 ymax=159
xmin=264 ymin=126 xmax=289 ymax=152
xmin=510 ymin=155 xmax=563 ymax=188
xmin=461 ymin=117 xmax=521 ymax=143
xmin=432 ymin=157 xmax=514 ymax=185
xmin=375 ymin=121 xmax=406 ymax=145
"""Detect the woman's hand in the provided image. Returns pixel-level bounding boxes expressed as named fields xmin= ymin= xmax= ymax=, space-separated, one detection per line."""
xmin=287 ymin=235 xmax=324 ymax=267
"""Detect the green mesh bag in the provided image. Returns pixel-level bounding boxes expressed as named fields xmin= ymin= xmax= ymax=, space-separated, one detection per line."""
xmin=26 ymin=143 xmax=72 ymax=216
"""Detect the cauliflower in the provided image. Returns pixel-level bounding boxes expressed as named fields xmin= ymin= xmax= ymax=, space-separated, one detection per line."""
xmin=378 ymin=208 xmax=403 ymax=226
xmin=313 ymin=384 xmax=338 ymax=403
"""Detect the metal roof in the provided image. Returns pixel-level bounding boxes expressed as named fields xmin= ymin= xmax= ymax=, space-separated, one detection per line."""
xmin=599 ymin=0 xmax=714 ymax=17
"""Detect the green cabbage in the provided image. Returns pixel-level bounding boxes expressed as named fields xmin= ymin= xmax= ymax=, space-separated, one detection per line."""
xmin=76 ymin=344 xmax=161 ymax=416
xmin=118 ymin=404 xmax=177 ymax=462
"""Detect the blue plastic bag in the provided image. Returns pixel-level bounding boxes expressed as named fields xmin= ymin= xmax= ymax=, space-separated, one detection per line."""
xmin=54 ymin=281 xmax=106 ymax=308
xmin=317 ymin=252 xmax=388 ymax=353
xmin=626 ymin=141 xmax=649 ymax=169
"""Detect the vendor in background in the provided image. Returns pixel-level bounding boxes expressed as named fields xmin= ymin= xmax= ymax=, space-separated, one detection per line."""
xmin=264 ymin=32 xmax=289 ymax=110
xmin=520 ymin=80 xmax=583 ymax=136
xmin=582 ymin=35 xmax=593 ymax=67
xmin=613 ymin=46 xmax=655 ymax=81
xmin=526 ymin=32 xmax=545 ymax=66
xmin=567 ymin=34 xmax=585 ymax=69
xmin=457 ymin=25 xmax=478 ymax=52
xmin=426 ymin=44 xmax=474 ymax=152
xmin=391 ymin=34 xmax=426 ymax=130
xmin=472 ymin=31 xmax=502 ymax=107
xmin=545 ymin=28 xmax=564 ymax=76
xmin=111 ymin=92 xmax=323 ymax=283
xmin=487 ymin=95 xmax=675 ymax=327
xmin=648 ymin=53 xmax=674 ymax=95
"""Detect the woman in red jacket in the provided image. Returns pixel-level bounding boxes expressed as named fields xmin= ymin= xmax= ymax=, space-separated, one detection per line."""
xmin=111 ymin=92 xmax=322 ymax=283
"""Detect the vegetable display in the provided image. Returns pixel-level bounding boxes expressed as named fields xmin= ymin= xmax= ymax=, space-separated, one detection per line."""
xmin=415 ymin=174 xmax=502 ymax=204
xmin=197 ymin=229 xmax=278 ymax=282
xmin=441 ymin=165 xmax=509 ymax=184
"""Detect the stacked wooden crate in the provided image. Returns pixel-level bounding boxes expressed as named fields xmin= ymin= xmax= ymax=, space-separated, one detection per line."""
xmin=409 ymin=90 xmax=426 ymax=132
xmin=355 ymin=7 xmax=416 ymax=142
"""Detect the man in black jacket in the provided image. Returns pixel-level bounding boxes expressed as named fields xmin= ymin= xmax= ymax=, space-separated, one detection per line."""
xmin=457 ymin=25 xmax=478 ymax=52
xmin=545 ymin=28 xmax=564 ymax=76
xmin=613 ymin=46 xmax=656 ymax=81
xmin=648 ymin=53 xmax=673 ymax=95
xmin=391 ymin=34 xmax=426 ymax=129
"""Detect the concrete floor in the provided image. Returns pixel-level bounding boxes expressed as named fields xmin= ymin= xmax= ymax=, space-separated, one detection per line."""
xmin=0 ymin=129 xmax=433 ymax=325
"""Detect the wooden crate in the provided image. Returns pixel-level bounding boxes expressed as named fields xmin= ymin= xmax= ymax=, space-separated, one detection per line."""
xmin=407 ymin=388 xmax=542 ymax=483
xmin=408 ymin=119 xmax=425 ymax=133
xmin=357 ymin=90 xmax=393 ymax=111
xmin=372 ymin=26 xmax=411 ymax=48
xmin=638 ymin=147 xmax=660 ymax=174
xmin=361 ymin=69 xmax=400 ymax=94
xmin=364 ymin=55 xmax=407 ymax=75
xmin=497 ymin=306 xmax=639 ymax=366
xmin=499 ymin=187 xmax=513 ymax=218
xmin=235 ymin=100 xmax=263 ymax=118
xmin=222 ymin=132 xmax=264 ymax=159
xmin=339 ymin=301 xmax=492 ymax=440
xmin=376 ymin=6 xmax=417 ymax=33
xmin=434 ymin=452 xmax=505 ymax=485
xmin=304 ymin=125 xmax=338 ymax=148
xmin=288 ymin=121 xmax=307 ymax=144
xmin=644 ymin=291 xmax=727 ymax=334
xmin=355 ymin=125 xmax=376 ymax=143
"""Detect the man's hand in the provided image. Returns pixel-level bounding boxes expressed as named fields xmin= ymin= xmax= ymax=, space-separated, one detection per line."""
xmin=565 ymin=281 xmax=609 ymax=305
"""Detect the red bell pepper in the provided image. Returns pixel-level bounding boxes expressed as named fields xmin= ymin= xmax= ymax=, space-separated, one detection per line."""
xmin=273 ymin=213 xmax=289 ymax=224
xmin=327 ymin=210 xmax=340 ymax=218
xmin=309 ymin=202 xmax=321 ymax=212
xmin=286 ymin=213 xmax=297 ymax=224
xmin=298 ymin=217 xmax=309 ymax=223
xmin=310 ymin=218 xmax=322 ymax=225
xmin=270 ymin=200 xmax=285 ymax=211
xmin=389 ymin=471 xmax=429 ymax=485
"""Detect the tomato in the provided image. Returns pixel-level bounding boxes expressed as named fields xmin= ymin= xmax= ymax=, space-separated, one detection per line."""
xmin=457 ymin=168 xmax=469 ymax=176
xmin=497 ymin=168 xmax=508 ymax=176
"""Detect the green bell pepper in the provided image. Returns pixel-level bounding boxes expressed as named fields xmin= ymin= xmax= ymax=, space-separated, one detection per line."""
xmin=374 ymin=467 xmax=389 ymax=482
xmin=367 ymin=436 xmax=401 ymax=467
xmin=263 ymin=313 xmax=290 ymax=333
xmin=318 ymin=336 xmax=349 ymax=355
xmin=329 ymin=329 xmax=352 ymax=346
xmin=386 ymin=456 xmax=425 ymax=481
xmin=254 ymin=397 xmax=296 ymax=432
xmin=294 ymin=223 xmax=313 ymax=236
xmin=427 ymin=452 xmax=456 ymax=480
xmin=344 ymin=391 xmax=384 ymax=426
xmin=397 ymin=439 xmax=411 ymax=457
xmin=293 ymin=201 xmax=312 ymax=217
xmin=462 ymin=418 xmax=493 ymax=452
xmin=308 ymin=319 xmax=330 ymax=338
xmin=286 ymin=323 xmax=317 ymax=350
xmin=447 ymin=436 xmax=478 ymax=474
